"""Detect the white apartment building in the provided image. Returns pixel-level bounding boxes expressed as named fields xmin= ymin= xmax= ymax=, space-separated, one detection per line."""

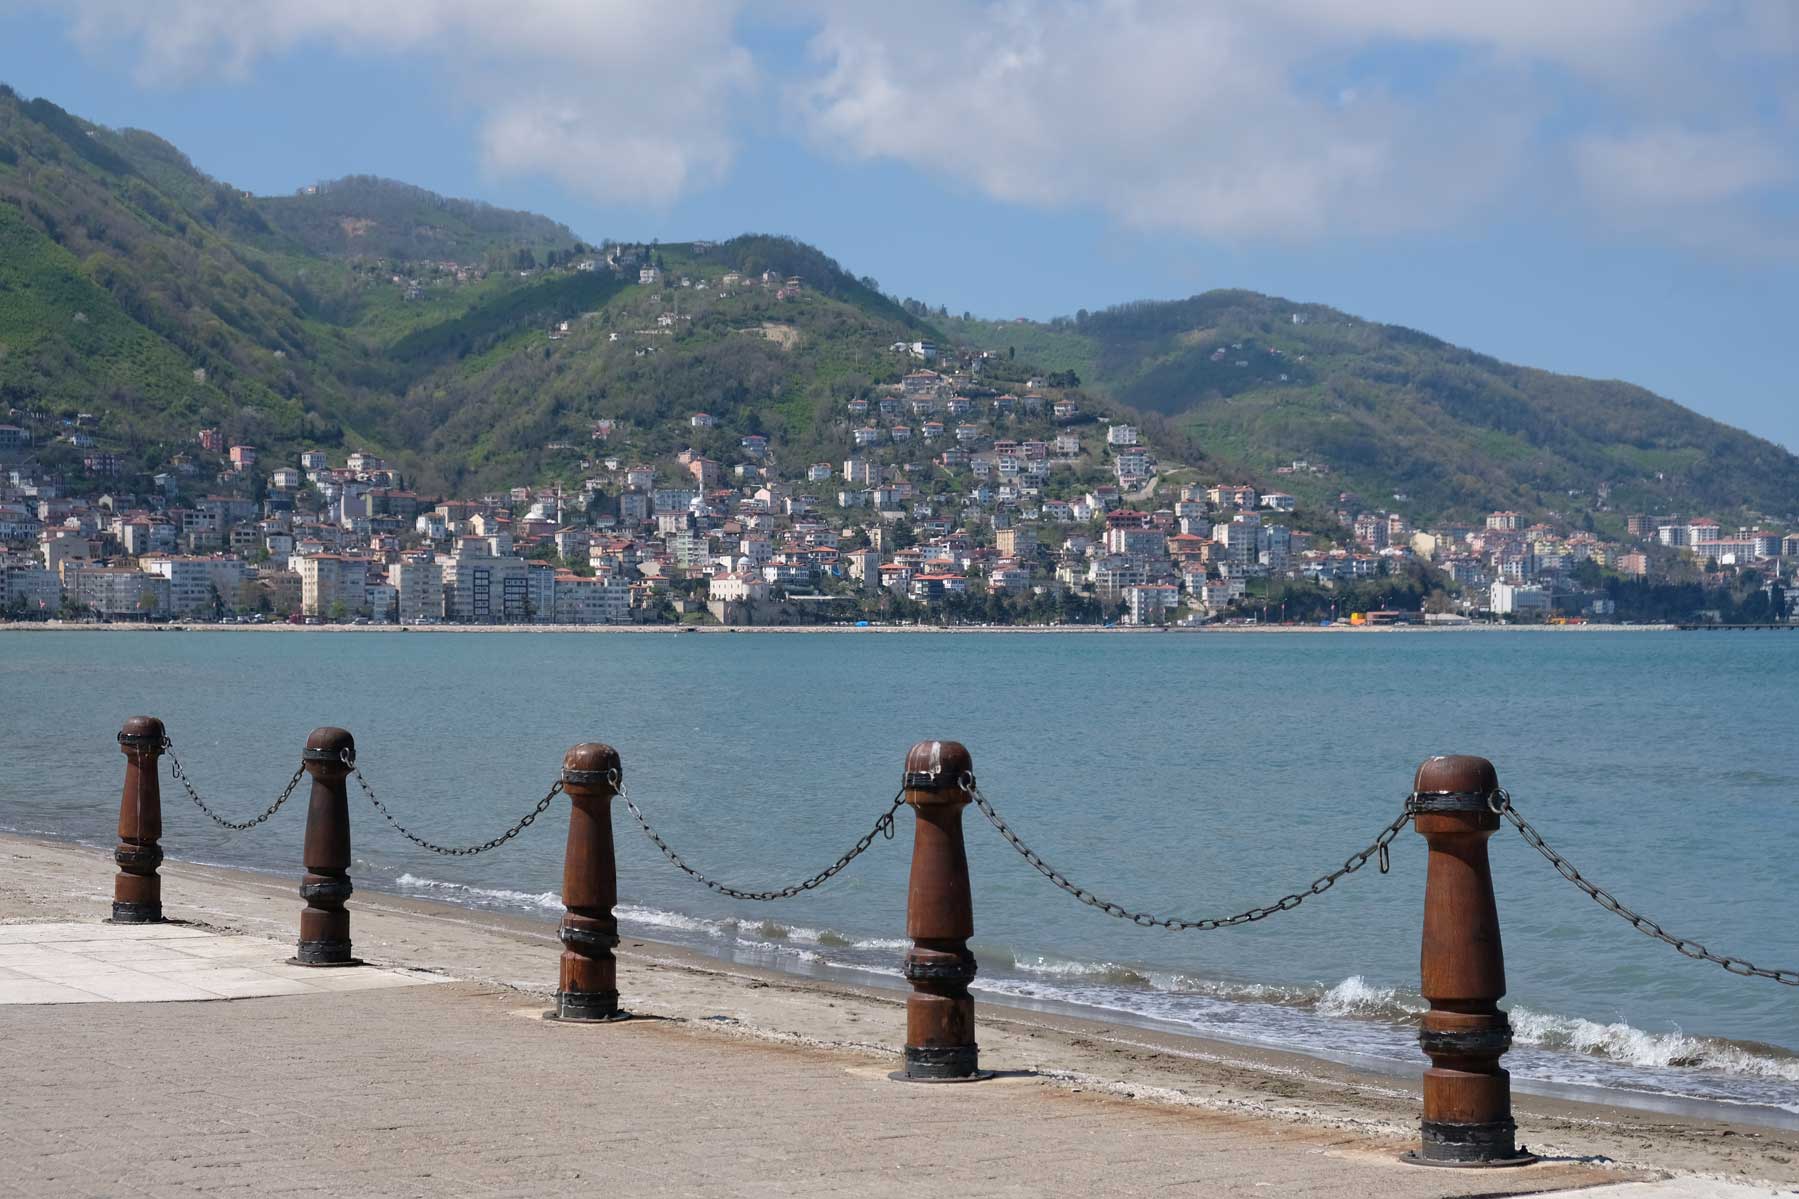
xmin=739 ymin=537 xmax=773 ymax=568
xmin=297 ymin=554 xmax=370 ymax=617
xmin=1123 ymin=583 xmax=1178 ymax=625
xmin=441 ymin=544 xmax=553 ymax=623
xmin=1490 ymin=581 xmax=1552 ymax=616
xmin=390 ymin=558 xmax=444 ymax=622
xmin=1113 ymin=447 xmax=1152 ymax=481
xmin=552 ymin=574 xmax=631 ymax=624
xmin=708 ymin=572 xmax=769 ymax=603
xmin=0 ymin=557 xmax=59 ymax=614
xmin=1104 ymin=524 xmax=1165 ymax=562
xmin=66 ymin=564 xmax=171 ymax=618
xmin=141 ymin=555 xmax=250 ymax=616
xmin=1213 ymin=513 xmax=1262 ymax=565
xmin=1106 ymin=424 xmax=1139 ymax=446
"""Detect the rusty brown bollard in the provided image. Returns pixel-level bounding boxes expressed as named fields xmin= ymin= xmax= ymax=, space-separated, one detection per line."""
xmin=291 ymin=727 xmax=361 ymax=967
xmin=892 ymin=740 xmax=992 ymax=1082
xmin=549 ymin=743 xmax=629 ymax=1022
xmin=1405 ymin=755 xmax=1534 ymax=1167
xmin=111 ymin=716 xmax=167 ymax=924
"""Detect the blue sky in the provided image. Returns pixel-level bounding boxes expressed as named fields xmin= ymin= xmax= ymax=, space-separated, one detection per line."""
xmin=4 ymin=2 xmax=1797 ymax=450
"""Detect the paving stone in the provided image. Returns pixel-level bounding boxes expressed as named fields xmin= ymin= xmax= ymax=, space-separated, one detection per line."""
xmin=0 ymin=921 xmax=442 ymax=1005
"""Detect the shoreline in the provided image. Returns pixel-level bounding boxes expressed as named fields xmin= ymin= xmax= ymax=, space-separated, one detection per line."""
xmin=3 ymin=831 xmax=1795 ymax=1187
xmin=0 ymin=620 xmax=1685 ymax=634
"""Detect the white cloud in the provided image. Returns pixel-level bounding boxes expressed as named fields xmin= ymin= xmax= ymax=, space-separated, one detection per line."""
xmin=789 ymin=1 xmax=1797 ymax=245
xmin=49 ymin=0 xmax=754 ymax=206
xmin=33 ymin=0 xmax=1799 ymax=247
xmin=1576 ymin=127 xmax=1791 ymax=208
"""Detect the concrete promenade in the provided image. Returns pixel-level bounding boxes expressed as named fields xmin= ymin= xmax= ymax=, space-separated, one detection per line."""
xmin=3 ymin=836 xmax=1793 ymax=1198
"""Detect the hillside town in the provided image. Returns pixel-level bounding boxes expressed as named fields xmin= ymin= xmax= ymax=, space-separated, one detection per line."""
xmin=2 ymin=348 xmax=1795 ymax=628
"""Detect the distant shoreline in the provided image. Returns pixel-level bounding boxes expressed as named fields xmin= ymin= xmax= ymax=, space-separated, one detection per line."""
xmin=0 ymin=620 xmax=1683 ymax=634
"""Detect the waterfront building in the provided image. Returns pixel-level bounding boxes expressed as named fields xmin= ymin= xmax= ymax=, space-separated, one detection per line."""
xmin=297 ymin=554 xmax=370 ymax=617
xmin=1490 ymin=581 xmax=1552 ymax=616
xmin=391 ymin=557 xmax=445 ymax=623
xmin=140 ymin=555 xmax=251 ymax=617
xmin=1123 ymin=582 xmax=1178 ymax=625
xmin=552 ymin=573 xmax=631 ymax=624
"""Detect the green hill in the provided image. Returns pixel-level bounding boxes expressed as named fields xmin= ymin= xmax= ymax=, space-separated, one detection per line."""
xmin=0 ymin=88 xmax=935 ymax=495
xmin=946 ymin=295 xmax=1799 ymax=526
xmin=254 ymin=176 xmax=581 ymax=263
xmin=2 ymin=83 xmax=1794 ymax=529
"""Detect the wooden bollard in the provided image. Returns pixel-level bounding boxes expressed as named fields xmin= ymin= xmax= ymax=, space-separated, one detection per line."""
xmin=292 ymin=727 xmax=360 ymax=967
xmin=111 ymin=716 xmax=167 ymax=924
xmin=1405 ymin=755 xmax=1534 ymax=1167
xmin=549 ymin=743 xmax=628 ymax=1022
xmin=893 ymin=740 xmax=991 ymax=1082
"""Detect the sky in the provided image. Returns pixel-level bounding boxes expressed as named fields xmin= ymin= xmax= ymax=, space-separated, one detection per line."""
xmin=3 ymin=1 xmax=1797 ymax=449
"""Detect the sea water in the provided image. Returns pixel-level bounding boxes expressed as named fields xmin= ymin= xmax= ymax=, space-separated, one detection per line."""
xmin=2 ymin=629 xmax=1794 ymax=1120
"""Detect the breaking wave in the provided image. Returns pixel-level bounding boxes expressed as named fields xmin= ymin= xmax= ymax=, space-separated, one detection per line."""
xmin=1509 ymin=1006 xmax=1799 ymax=1082
xmin=395 ymin=873 xmax=564 ymax=912
xmin=386 ymin=874 xmax=1798 ymax=1109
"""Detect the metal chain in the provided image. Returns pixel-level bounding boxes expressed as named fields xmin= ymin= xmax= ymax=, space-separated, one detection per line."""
xmin=163 ymin=741 xmax=304 ymax=831
xmin=349 ymin=756 xmax=563 ymax=856
xmin=623 ymin=783 xmax=904 ymax=901
xmin=967 ymin=780 xmax=1412 ymax=930
xmin=1492 ymin=790 xmax=1798 ymax=986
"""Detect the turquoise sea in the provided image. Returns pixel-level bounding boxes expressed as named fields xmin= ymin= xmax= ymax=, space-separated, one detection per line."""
xmin=3 ymin=629 xmax=1795 ymax=1121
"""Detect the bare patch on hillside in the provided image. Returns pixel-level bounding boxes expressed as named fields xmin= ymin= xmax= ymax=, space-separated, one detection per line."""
xmin=756 ymin=322 xmax=800 ymax=349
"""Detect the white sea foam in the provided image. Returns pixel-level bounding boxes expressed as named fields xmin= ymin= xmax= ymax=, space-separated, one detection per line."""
xmin=1510 ymin=1006 xmax=1799 ymax=1083
xmin=1315 ymin=975 xmax=1427 ymax=1021
xmin=613 ymin=904 xmax=735 ymax=937
xmin=383 ymin=874 xmax=1796 ymax=1101
xmin=395 ymin=873 xmax=564 ymax=912
xmin=1011 ymin=954 xmax=1155 ymax=987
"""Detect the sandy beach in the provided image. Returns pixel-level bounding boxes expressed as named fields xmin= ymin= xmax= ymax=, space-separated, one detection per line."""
xmin=2 ymin=832 xmax=1794 ymax=1196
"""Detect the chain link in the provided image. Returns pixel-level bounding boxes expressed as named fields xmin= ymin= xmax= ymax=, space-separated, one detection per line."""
xmin=624 ymin=783 xmax=904 ymax=901
xmin=164 ymin=741 xmax=304 ymax=831
xmin=1492 ymin=790 xmax=1798 ymax=986
xmin=350 ymin=756 xmax=563 ymax=856
xmin=968 ymin=781 xmax=1411 ymax=930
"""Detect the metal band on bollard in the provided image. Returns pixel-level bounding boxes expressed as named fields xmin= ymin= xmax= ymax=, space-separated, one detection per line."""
xmin=892 ymin=740 xmax=991 ymax=1083
xmin=547 ymin=744 xmax=630 ymax=1023
xmin=111 ymin=716 xmax=167 ymax=924
xmin=291 ymin=727 xmax=361 ymax=967
xmin=1403 ymin=755 xmax=1534 ymax=1168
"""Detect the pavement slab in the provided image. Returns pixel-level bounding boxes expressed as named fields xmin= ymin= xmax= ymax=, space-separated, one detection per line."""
xmin=0 ymin=920 xmax=441 ymax=1004
xmin=2 ymin=983 xmax=1639 ymax=1199
xmin=4 ymin=836 xmax=1795 ymax=1197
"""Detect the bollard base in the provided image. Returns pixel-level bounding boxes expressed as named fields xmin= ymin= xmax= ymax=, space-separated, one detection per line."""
xmin=542 ymin=1010 xmax=635 ymax=1025
xmin=289 ymin=939 xmax=361 ymax=968
xmin=1402 ymin=1120 xmax=1537 ymax=1168
xmin=1401 ymin=1150 xmax=1538 ymax=1169
xmin=546 ymin=990 xmax=628 ymax=1023
xmin=890 ymin=1044 xmax=992 ymax=1083
xmin=108 ymin=901 xmax=163 ymax=924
